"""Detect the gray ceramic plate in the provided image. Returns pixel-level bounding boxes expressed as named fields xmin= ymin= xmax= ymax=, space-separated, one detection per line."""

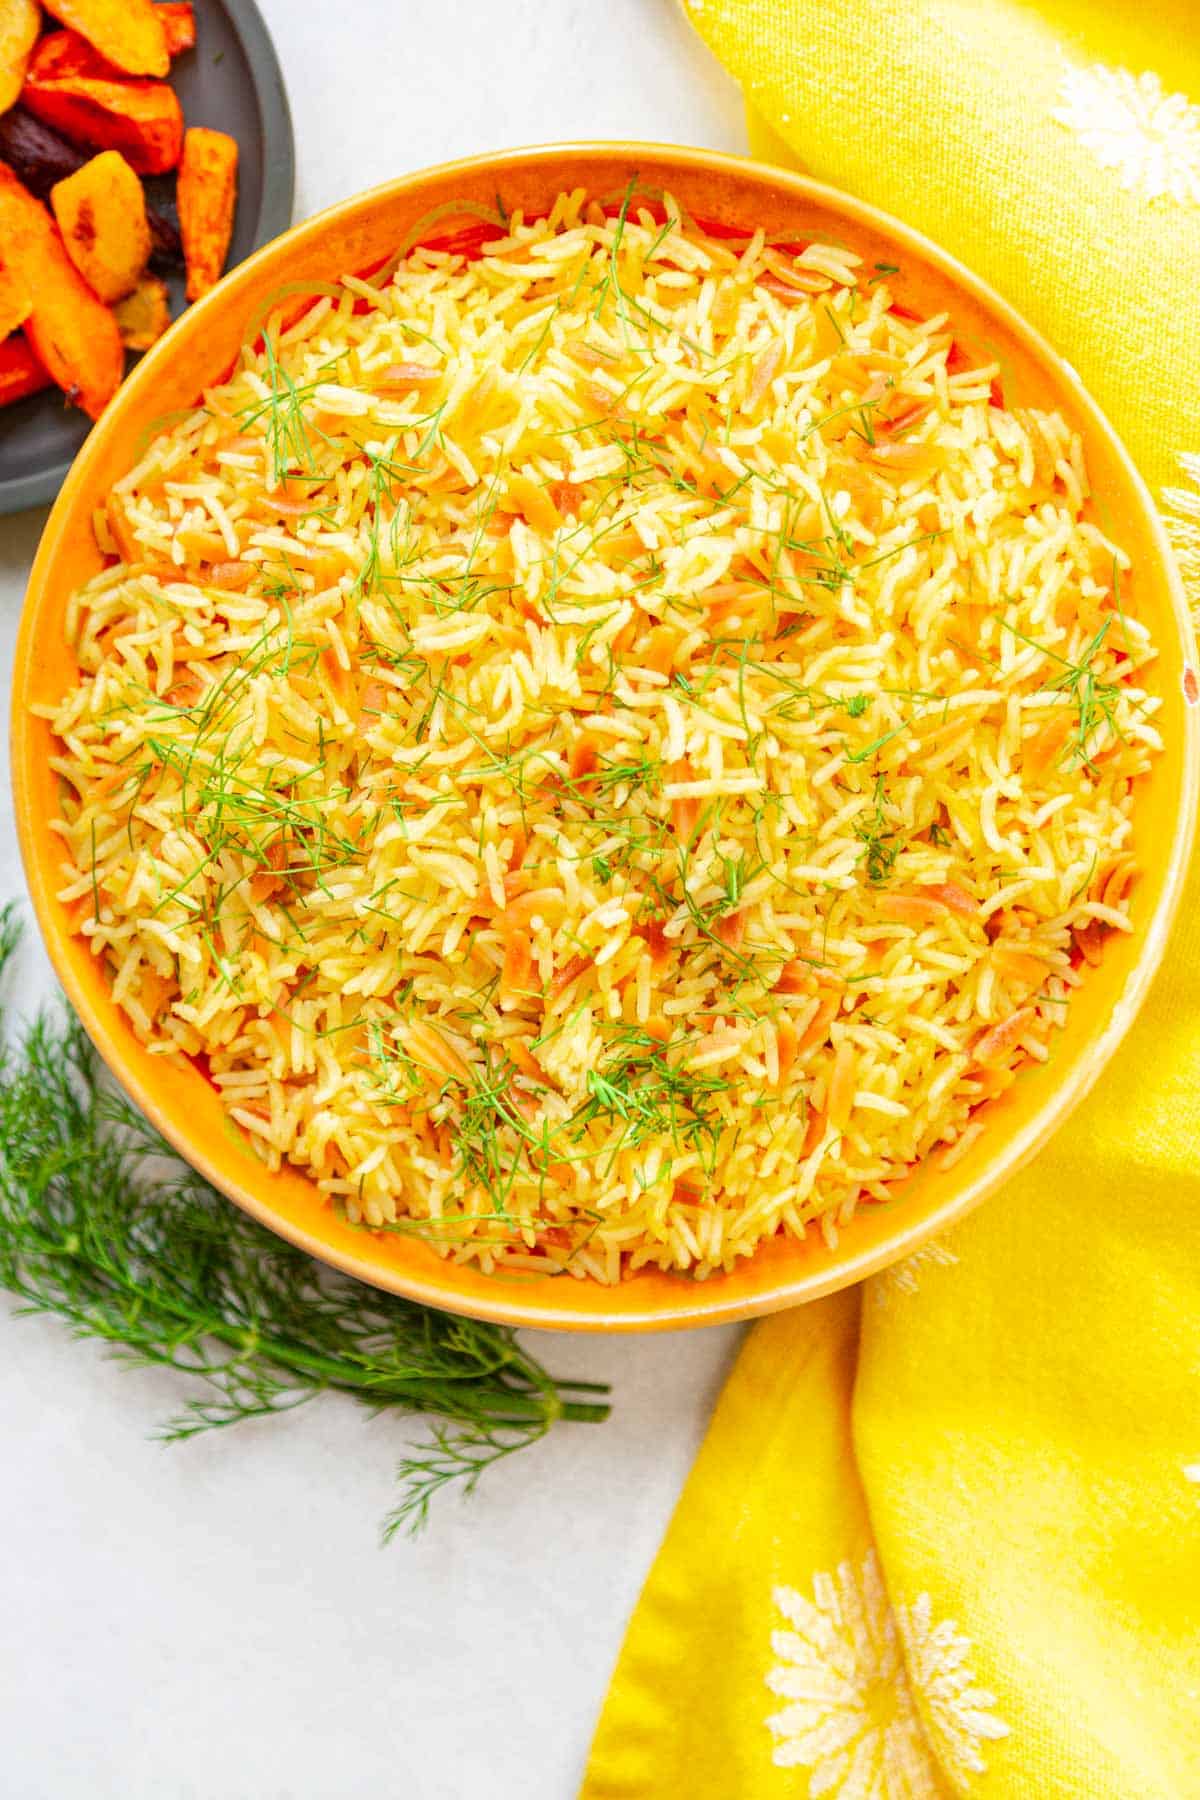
xmin=0 ymin=0 xmax=294 ymax=515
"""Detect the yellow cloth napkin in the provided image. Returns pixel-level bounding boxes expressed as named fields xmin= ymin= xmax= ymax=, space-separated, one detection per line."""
xmin=583 ymin=4 xmax=1200 ymax=1795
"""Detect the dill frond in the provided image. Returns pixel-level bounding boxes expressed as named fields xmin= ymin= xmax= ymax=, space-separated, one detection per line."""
xmin=0 ymin=909 xmax=608 ymax=1538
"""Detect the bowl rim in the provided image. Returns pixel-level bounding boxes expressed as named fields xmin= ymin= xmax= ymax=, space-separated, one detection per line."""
xmin=13 ymin=140 xmax=1199 ymax=1332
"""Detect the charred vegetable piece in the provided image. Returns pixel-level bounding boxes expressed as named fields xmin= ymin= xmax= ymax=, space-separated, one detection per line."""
xmin=0 ymin=105 xmax=182 ymax=265
xmin=0 ymin=263 xmax=32 ymax=338
xmin=146 ymin=194 xmax=181 ymax=267
xmin=22 ymin=33 xmax=183 ymax=174
xmin=0 ymin=0 xmax=39 ymax=114
xmin=0 ymin=333 xmax=50 ymax=405
xmin=113 ymin=271 xmax=169 ymax=349
xmin=39 ymin=0 xmax=169 ymax=76
xmin=0 ymin=162 xmax=123 ymax=417
xmin=51 ymin=148 xmax=151 ymax=301
xmin=177 ymin=125 xmax=237 ymax=300
xmin=0 ymin=102 xmax=88 ymax=189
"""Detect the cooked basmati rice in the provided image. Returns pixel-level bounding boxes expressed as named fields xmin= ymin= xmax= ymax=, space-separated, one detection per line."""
xmin=45 ymin=188 xmax=1160 ymax=1282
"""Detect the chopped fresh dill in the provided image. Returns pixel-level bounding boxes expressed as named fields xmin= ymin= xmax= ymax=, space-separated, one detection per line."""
xmin=50 ymin=191 xmax=1146 ymax=1301
xmin=1000 ymin=615 xmax=1126 ymax=769
xmin=854 ymin=775 xmax=900 ymax=886
xmin=577 ymin=1030 xmax=729 ymax=1177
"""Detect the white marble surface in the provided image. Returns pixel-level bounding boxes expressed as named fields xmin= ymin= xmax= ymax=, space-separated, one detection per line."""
xmin=0 ymin=4 xmax=750 ymax=1796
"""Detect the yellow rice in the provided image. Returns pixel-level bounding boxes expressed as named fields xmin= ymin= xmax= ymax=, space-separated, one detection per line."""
xmin=45 ymin=188 xmax=1160 ymax=1281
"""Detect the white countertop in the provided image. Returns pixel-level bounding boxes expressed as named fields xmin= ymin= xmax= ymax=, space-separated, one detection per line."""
xmin=0 ymin=4 xmax=749 ymax=1795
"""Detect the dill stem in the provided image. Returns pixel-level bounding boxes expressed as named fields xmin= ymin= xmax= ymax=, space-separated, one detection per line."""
xmin=0 ymin=906 xmax=611 ymax=1534
xmin=20 ymin=1211 xmax=607 ymax=1411
xmin=18 ymin=1216 xmax=606 ymax=1416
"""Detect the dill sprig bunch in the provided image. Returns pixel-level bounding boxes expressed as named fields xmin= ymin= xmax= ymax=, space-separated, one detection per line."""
xmin=0 ymin=913 xmax=609 ymax=1538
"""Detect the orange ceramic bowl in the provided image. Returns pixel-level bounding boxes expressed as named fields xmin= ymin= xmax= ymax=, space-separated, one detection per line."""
xmin=13 ymin=144 xmax=1198 ymax=1331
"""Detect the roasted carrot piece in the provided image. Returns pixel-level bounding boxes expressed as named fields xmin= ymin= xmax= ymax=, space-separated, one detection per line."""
xmin=774 ymin=958 xmax=816 ymax=996
xmin=774 ymin=1016 xmax=798 ymax=1085
xmin=972 ymin=1007 xmax=1036 ymax=1067
xmin=922 ymin=881 xmax=980 ymax=920
xmin=307 ymin=548 xmax=354 ymax=588
xmin=176 ymin=525 xmax=228 ymax=562
xmin=609 ymin=616 xmax=638 ymax=658
xmin=827 ymin=1038 xmax=856 ymax=1131
xmin=1023 ymin=715 xmax=1068 ymax=776
xmin=51 ymin=149 xmax=151 ymax=301
xmin=878 ymin=893 xmax=948 ymax=928
xmin=23 ymin=35 xmax=183 ymax=175
xmin=668 ymin=757 xmax=701 ymax=846
xmin=0 ymin=164 xmax=123 ymax=418
xmin=0 ymin=0 xmax=39 ymax=114
xmin=0 ymin=334 xmax=52 ymax=406
xmin=864 ymin=440 xmax=946 ymax=476
xmin=113 ymin=273 xmax=170 ymax=349
xmin=503 ymin=886 xmax=567 ymax=930
xmin=499 ymin=930 xmax=535 ymax=1007
xmin=506 ymin=472 xmax=562 ymax=537
xmin=104 ymin=490 xmax=141 ymax=560
xmin=634 ymin=919 xmax=672 ymax=967
xmin=991 ymin=947 xmax=1046 ymax=990
xmin=249 ymin=834 xmax=289 ymax=903
xmin=40 ymin=0 xmax=170 ymax=76
xmin=801 ymin=1107 xmax=828 ymax=1156
xmin=94 ymin=761 xmax=143 ymax=802
xmin=878 ymin=885 xmax=979 ymax=928
xmin=63 ymin=893 xmax=98 ymax=935
xmin=546 ymin=952 xmax=592 ymax=1004
xmin=640 ymin=624 xmax=679 ymax=676
xmin=406 ymin=1020 xmax=470 ymax=1083
xmin=243 ymin=926 xmax=270 ymax=961
xmin=549 ymin=479 xmax=584 ymax=517
xmin=318 ymin=645 xmax=360 ymax=719
xmin=164 ymin=667 xmax=204 ymax=708
xmin=26 ymin=28 xmax=109 ymax=79
xmin=581 ymin=378 xmax=621 ymax=418
xmin=744 ymin=336 xmax=782 ymax=413
xmin=757 ymin=272 xmax=810 ymax=306
xmin=796 ymin=992 xmax=839 ymax=1057
xmin=972 ymin=1064 xmax=1017 ymax=1103
xmin=263 ymin=1005 xmax=289 ymax=1051
xmin=715 ymin=909 xmax=746 ymax=951
xmin=700 ymin=580 xmax=760 ymax=612
xmin=177 ymin=125 xmax=238 ymax=299
xmin=1073 ymin=920 xmax=1109 ymax=967
xmin=372 ymin=361 xmax=441 ymax=393
xmin=205 ymin=559 xmax=255 ymax=590
xmin=157 ymin=1 xmax=195 ymax=56
xmin=506 ymin=1037 xmax=544 ymax=1085
xmin=356 ymin=676 xmax=388 ymax=716
xmin=136 ymin=967 xmax=172 ymax=1018
xmin=568 ymin=731 xmax=601 ymax=789
xmin=0 ymin=264 xmax=33 ymax=339
xmin=1099 ymin=853 xmax=1138 ymax=911
xmin=174 ymin=637 xmax=230 ymax=664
